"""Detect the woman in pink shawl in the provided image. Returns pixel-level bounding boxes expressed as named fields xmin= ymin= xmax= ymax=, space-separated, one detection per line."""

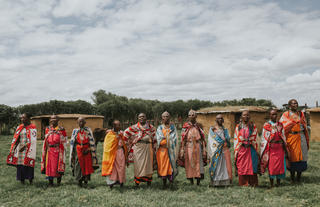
xmin=260 ymin=109 xmax=288 ymax=187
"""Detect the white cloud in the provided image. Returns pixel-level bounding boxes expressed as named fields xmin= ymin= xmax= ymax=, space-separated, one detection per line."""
xmin=1 ymin=0 xmax=320 ymax=107
xmin=52 ymin=0 xmax=113 ymax=17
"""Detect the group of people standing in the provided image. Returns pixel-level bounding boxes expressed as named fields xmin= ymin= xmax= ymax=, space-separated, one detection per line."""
xmin=7 ymin=99 xmax=309 ymax=189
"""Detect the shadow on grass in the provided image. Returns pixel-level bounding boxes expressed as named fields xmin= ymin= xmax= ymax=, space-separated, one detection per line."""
xmin=300 ymin=175 xmax=320 ymax=184
xmin=306 ymin=164 xmax=320 ymax=172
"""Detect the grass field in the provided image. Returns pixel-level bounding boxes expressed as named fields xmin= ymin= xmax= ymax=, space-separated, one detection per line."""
xmin=0 ymin=135 xmax=320 ymax=207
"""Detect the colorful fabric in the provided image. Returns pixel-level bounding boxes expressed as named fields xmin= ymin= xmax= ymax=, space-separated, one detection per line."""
xmin=17 ymin=128 xmax=28 ymax=165
xmin=41 ymin=126 xmax=67 ymax=177
xmin=124 ymin=123 xmax=156 ymax=179
xmin=70 ymin=127 xmax=98 ymax=180
xmin=106 ymin=139 xmax=126 ymax=185
xmin=7 ymin=124 xmax=37 ymax=168
xmin=178 ymin=122 xmax=207 ymax=168
xmin=134 ymin=176 xmax=152 ymax=184
xmin=260 ymin=121 xmax=288 ymax=177
xmin=156 ymin=124 xmax=178 ymax=179
xmin=207 ymin=126 xmax=232 ymax=185
xmin=234 ymin=123 xmax=260 ymax=176
xmin=124 ymin=122 xmax=156 ymax=163
xmin=279 ymin=111 xmax=309 ymax=163
xmin=179 ymin=122 xmax=206 ymax=179
xmin=269 ymin=173 xmax=286 ymax=179
xmin=102 ymin=130 xmax=127 ymax=177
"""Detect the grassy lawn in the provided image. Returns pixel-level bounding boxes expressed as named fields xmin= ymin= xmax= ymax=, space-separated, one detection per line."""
xmin=0 ymin=134 xmax=319 ymax=207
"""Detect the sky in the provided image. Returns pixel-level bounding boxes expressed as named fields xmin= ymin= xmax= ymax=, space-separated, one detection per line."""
xmin=1 ymin=0 xmax=320 ymax=107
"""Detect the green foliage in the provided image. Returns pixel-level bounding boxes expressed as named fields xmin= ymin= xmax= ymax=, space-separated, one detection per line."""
xmin=0 ymin=135 xmax=319 ymax=207
xmin=92 ymin=90 xmax=216 ymax=125
xmin=17 ymin=100 xmax=95 ymax=116
xmin=0 ymin=105 xmax=19 ymax=135
xmin=92 ymin=90 xmax=128 ymax=105
xmin=2 ymin=90 xmax=275 ymax=129
xmin=212 ymin=98 xmax=275 ymax=107
xmin=91 ymin=90 xmax=275 ymax=124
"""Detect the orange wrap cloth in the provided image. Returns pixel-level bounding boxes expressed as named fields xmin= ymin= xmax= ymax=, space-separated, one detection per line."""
xmin=102 ymin=130 xmax=127 ymax=179
xmin=279 ymin=111 xmax=309 ymax=172
xmin=156 ymin=124 xmax=178 ymax=181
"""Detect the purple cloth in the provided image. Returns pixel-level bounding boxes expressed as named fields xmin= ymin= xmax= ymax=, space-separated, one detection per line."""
xmin=159 ymin=174 xmax=174 ymax=181
xmin=16 ymin=165 xmax=34 ymax=181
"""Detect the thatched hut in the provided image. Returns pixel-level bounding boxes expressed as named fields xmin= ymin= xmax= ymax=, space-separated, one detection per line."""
xmin=31 ymin=114 xmax=104 ymax=139
xmin=307 ymin=108 xmax=320 ymax=142
xmin=196 ymin=106 xmax=271 ymax=137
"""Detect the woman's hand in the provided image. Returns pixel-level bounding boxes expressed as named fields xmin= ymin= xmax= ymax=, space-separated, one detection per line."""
xmin=82 ymin=149 xmax=90 ymax=155
xmin=19 ymin=145 xmax=26 ymax=152
xmin=179 ymin=149 xmax=184 ymax=159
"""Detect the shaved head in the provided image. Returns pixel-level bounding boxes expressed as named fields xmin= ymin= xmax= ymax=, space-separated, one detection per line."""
xmin=188 ymin=109 xmax=197 ymax=123
xmin=188 ymin=109 xmax=196 ymax=116
xmin=113 ymin=120 xmax=120 ymax=126
xmin=216 ymin=114 xmax=223 ymax=119
xmin=50 ymin=115 xmax=59 ymax=127
xmin=269 ymin=109 xmax=278 ymax=115
xmin=215 ymin=114 xmax=224 ymax=126
xmin=113 ymin=120 xmax=121 ymax=132
xmin=138 ymin=113 xmax=147 ymax=125
xmin=77 ymin=116 xmax=86 ymax=128
xmin=78 ymin=117 xmax=85 ymax=122
xmin=288 ymin=99 xmax=299 ymax=112
xmin=50 ymin=115 xmax=59 ymax=120
xmin=161 ymin=111 xmax=170 ymax=125
xmin=241 ymin=110 xmax=250 ymax=123
xmin=162 ymin=111 xmax=170 ymax=117
xmin=288 ymin=99 xmax=298 ymax=105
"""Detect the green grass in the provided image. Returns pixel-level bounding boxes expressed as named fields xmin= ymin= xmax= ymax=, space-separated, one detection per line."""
xmin=0 ymin=135 xmax=320 ymax=207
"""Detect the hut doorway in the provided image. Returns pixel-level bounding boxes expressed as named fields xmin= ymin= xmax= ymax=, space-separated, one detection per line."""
xmin=41 ymin=118 xmax=49 ymax=139
xmin=235 ymin=112 xmax=242 ymax=125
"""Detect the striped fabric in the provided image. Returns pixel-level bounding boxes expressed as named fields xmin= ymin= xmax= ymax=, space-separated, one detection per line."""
xmin=134 ymin=176 xmax=152 ymax=184
xmin=17 ymin=128 xmax=28 ymax=165
xmin=7 ymin=124 xmax=37 ymax=168
xmin=124 ymin=122 xmax=156 ymax=163
xmin=70 ymin=127 xmax=99 ymax=173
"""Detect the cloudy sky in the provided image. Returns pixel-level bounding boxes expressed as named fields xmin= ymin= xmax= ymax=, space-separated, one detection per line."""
xmin=1 ymin=0 xmax=320 ymax=107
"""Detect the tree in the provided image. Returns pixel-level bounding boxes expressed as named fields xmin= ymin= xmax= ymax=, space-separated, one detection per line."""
xmin=0 ymin=104 xmax=19 ymax=134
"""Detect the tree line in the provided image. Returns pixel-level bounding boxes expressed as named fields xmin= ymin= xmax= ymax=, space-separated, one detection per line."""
xmin=0 ymin=89 xmax=275 ymax=134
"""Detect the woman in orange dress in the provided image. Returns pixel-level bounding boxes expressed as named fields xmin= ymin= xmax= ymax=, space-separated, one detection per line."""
xmin=280 ymin=99 xmax=309 ymax=183
xmin=156 ymin=111 xmax=178 ymax=188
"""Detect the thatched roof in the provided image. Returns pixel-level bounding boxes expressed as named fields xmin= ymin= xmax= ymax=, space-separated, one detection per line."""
xmin=307 ymin=108 xmax=320 ymax=113
xmin=197 ymin=106 xmax=270 ymax=114
xmin=31 ymin=114 xmax=104 ymax=119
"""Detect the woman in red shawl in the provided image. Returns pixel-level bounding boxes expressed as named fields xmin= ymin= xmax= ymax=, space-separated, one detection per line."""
xmin=41 ymin=115 xmax=67 ymax=186
xmin=234 ymin=110 xmax=260 ymax=187
xmin=260 ymin=109 xmax=288 ymax=187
